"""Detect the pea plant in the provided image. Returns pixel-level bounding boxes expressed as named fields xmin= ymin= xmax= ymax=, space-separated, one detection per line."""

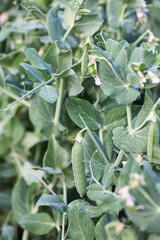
xmin=1 ymin=0 xmax=160 ymax=240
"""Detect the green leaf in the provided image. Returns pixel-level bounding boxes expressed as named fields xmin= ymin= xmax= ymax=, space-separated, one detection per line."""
xmin=43 ymin=42 xmax=73 ymax=75
xmin=62 ymin=1 xmax=79 ymax=30
xmin=25 ymin=48 xmax=52 ymax=75
xmin=11 ymin=178 xmax=29 ymax=221
xmin=19 ymin=213 xmax=54 ymax=235
xmin=99 ymin=60 xmax=140 ymax=105
xmin=46 ymin=6 xmax=66 ymax=49
xmin=112 ymin=124 xmax=150 ymax=153
xmin=43 ymin=134 xmax=68 ymax=169
xmin=69 ymin=200 xmax=104 ymax=218
xmin=29 ymin=95 xmax=55 ymax=136
xmin=83 ymin=132 xmax=107 ymax=180
xmin=107 ymin=0 xmax=123 ymax=29
xmin=39 ymin=85 xmax=59 ymax=104
xmin=103 ymin=106 xmax=127 ymax=131
xmin=74 ymin=13 xmax=103 ymax=36
xmin=36 ymin=195 xmax=67 ymax=212
xmin=20 ymin=63 xmax=44 ymax=83
xmin=68 ymin=205 xmax=95 ymax=240
xmin=65 ymin=97 xmax=101 ymax=130
xmin=87 ymin=184 xmax=123 ymax=215
xmin=133 ymin=91 xmax=154 ymax=128
xmin=33 ymin=167 xmax=63 ymax=175
xmin=95 ymin=214 xmax=108 ymax=240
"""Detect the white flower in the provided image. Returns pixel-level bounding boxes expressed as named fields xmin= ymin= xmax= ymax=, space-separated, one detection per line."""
xmin=130 ymin=173 xmax=146 ymax=188
xmin=148 ymin=71 xmax=160 ymax=84
xmin=118 ymin=186 xmax=135 ymax=207
xmin=74 ymin=135 xmax=82 ymax=143
xmin=94 ymin=75 xmax=101 ymax=86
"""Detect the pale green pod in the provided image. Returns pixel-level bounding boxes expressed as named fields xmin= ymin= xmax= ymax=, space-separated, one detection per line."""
xmin=147 ymin=123 xmax=155 ymax=162
xmin=71 ymin=141 xmax=87 ymax=197
xmin=81 ymin=45 xmax=89 ymax=80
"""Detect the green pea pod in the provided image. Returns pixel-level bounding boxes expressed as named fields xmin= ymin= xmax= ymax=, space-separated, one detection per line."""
xmin=81 ymin=45 xmax=89 ymax=80
xmin=71 ymin=141 xmax=87 ymax=197
xmin=147 ymin=123 xmax=155 ymax=161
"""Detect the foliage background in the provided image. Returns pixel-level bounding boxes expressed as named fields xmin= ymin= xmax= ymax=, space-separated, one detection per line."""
xmin=0 ymin=0 xmax=160 ymax=240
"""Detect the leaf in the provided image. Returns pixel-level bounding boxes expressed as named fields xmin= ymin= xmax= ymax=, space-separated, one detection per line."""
xmin=107 ymin=0 xmax=123 ymax=29
xmin=133 ymin=91 xmax=154 ymax=128
xmin=95 ymin=214 xmax=108 ymax=240
xmin=43 ymin=42 xmax=73 ymax=75
xmin=68 ymin=205 xmax=95 ymax=240
xmin=65 ymin=97 xmax=101 ymax=130
xmin=69 ymin=199 xmax=104 ymax=218
xmin=74 ymin=13 xmax=103 ymax=36
xmin=20 ymin=63 xmax=44 ymax=83
xmin=19 ymin=213 xmax=54 ymax=235
xmin=62 ymin=1 xmax=79 ymax=30
xmin=11 ymin=178 xmax=29 ymax=221
xmin=43 ymin=134 xmax=68 ymax=169
xmin=39 ymin=85 xmax=59 ymax=104
xmin=87 ymin=184 xmax=123 ymax=215
xmin=25 ymin=48 xmax=52 ymax=75
xmin=83 ymin=132 xmax=107 ymax=181
xmin=33 ymin=167 xmax=63 ymax=175
xmin=29 ymin=95 xmax=55 ymax=136
xmin=99 ymin=60 xmax=140 ymax=105
xmin=103 ymin=106 xmax=127 ymax=131
xmin=112 ymin=124 xmax=151 ymax=153
xmin=46 ymin=6 xmax=66 ymax=49
xmin=36 ymin=195 xmax=67 ymax=212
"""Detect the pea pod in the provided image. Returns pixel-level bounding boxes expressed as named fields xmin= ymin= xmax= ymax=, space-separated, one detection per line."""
xmin=71 ymin=141 xmax=87 ymax=197
xmin=147 ymin=123 xmax=159 ymax=162
xmin=81 ymin=44 xmax=89 ymax=80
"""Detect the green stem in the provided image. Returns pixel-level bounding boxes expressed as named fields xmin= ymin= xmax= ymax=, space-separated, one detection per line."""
xmin=0 ymin=77 xmax=54 ymax=112
xmin=126 ymin=105 xmax=132 ymax=133
xmin=62 ymin=24 xmax=73 ymax=42
xmin=133 ymin=97 xmax=160 ymax=132
xmin=133 ymin=29 xmax=151 ymax=46
xmin=54 ymin=78 xmax=64 ymax=125
xmin=0 ymin=86 xmax=30 ymax=107
xmin=114 ymin=150 xmax=124 ymax=167
xmin=137 ymin=187 xmax=160 ymax=210
xmin=22 ymin=230 xmax=29 ymax=240
xmin=61 ymin=182 xmax=67 ymax=240
xmin=12 ymin=149 xmax=57 ymax=196
xmin=79 ymin=114 xmax=109 ymax=164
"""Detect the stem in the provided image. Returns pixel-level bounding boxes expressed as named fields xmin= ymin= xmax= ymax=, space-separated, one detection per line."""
xmin=61 ymin=182 xmax=67 ymax=240
xmin=133 ymin=97 xmax=160 ymax=132
xmin=79 ymin=114 xmax=109 ymax=164
xmin=137 ymin=187 xmax=160 ymax=210
xmin=54 ymin=78 xmax=64 ymax=125
xmin=22 ymin=230 xmax=29 ymax=240
xmin=62 ymin=24 xmax=73 ymax=42
xmin=133 ymin=29 xmax=151 ymax=46
xmin=12 ymin=149 xmax=57 ymax=196
xmin=0 ymin=86 xmax=30 ymax=107
xmin=114 ymin=150 xmax=124 ymax=168
xmin=0 ymin=77 xmax=54 ymax=112
xmin=126 ymin=105 xmax=132 ymax=133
